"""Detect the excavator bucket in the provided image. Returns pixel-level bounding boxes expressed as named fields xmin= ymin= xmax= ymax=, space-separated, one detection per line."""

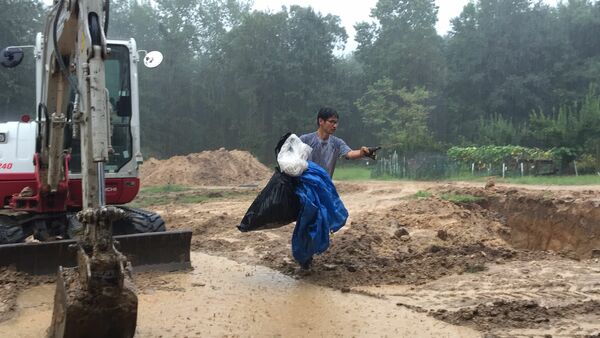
xmin=0 ymin=230 xmax=192 ymax=275
xmin=47 ymin=208 xmax=143 ymax=338
xmin=49 ymin=266 xmax=138 ymax=338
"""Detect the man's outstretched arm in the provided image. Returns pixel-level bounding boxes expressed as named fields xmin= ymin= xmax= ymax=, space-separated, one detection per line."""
xmin=345 ymin=146 xmax=370 ymax=160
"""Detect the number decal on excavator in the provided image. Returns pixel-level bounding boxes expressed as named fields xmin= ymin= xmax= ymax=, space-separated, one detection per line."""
xmin=0 ymin=162 xmax=13 ymax=170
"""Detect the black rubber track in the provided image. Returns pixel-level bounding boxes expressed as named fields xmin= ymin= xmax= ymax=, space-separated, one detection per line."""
xmin=0 ymin=215 xmax=27 ymax=244
xmin=113 ymin=206 xmax=166 ymax=235
xmin=66 ymin=207 xmax=166 ymax=239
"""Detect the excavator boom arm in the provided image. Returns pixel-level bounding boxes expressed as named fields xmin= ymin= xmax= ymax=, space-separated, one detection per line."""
xmin=40 ymin=0 xmax=111 ymax=207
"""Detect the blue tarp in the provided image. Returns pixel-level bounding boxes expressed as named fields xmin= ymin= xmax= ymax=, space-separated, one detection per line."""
xmin=292 ymin=161 xmax=348 ymax=266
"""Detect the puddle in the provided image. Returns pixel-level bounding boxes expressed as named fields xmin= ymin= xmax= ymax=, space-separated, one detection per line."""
xmin=0 ymin=252 xmax=477 ymax=337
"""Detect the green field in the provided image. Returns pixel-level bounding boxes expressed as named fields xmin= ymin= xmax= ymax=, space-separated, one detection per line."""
xmin=333 ymin=167 xmax=600 ymax=185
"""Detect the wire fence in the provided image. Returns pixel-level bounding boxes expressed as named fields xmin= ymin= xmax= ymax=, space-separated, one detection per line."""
xmin=371 ymin=151 xmax=581 ymax=180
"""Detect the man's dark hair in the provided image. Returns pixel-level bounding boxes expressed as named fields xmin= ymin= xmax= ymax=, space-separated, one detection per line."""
xmin=317 ymin=107 xmax=339 ymax=126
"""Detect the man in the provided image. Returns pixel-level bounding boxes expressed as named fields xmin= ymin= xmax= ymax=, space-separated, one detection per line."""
xmin=300 ymin=107 xmax=371 ymax=177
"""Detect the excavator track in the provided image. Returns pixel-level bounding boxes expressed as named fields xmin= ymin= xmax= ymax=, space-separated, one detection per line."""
xmin=67 ymin=206 xmax=167 ymax=238
xmin=0 ymin=215 xmax=27 ymax=244
xmin=114 ymin=206 xmax=167 ymax=234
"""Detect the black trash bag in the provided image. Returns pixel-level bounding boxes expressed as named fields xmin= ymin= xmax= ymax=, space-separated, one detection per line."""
xmin=237 ymin=169 xmax=300 ymax=232
xmin=275 ymin=132 xmax=292 ymax=156
xmin=237 ymin=132 xmax=299 ymax=232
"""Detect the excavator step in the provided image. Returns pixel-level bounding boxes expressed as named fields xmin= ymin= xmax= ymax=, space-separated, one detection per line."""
xmin=0 ymin=230 xmax=192 ymax=275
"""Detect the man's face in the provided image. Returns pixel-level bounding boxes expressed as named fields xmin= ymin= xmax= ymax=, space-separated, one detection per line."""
xmin=319 ymin=117 xmax=338 ymax=135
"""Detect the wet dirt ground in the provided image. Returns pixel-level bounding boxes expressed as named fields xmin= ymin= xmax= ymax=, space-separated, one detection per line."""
xmin=1 ymin=180 xmax=600 ymax=337
xmin=0 ymin=252 xmax=477 ymax=337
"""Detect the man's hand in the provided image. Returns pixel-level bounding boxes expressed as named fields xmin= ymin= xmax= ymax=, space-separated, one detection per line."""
xmin=346 ymin=146 xmax=380 ymax=160
xmin=360 ymin=146 xmax=370 ymax=157
xmin=362 ymin=146 xmax=381 ymax=160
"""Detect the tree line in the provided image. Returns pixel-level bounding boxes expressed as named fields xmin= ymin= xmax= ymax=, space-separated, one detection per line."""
xmin=1 ymin=0 xmax=599 ymax=171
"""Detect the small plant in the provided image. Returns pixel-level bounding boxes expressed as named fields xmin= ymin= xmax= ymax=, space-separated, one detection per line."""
xmin=464 ymin=263 xmax=487 ymax=273
xmin=414 ymin=190 xmax=433 ymax=198
xmin=441 ymin=193 xmax=483 ymax=204
xmin=179 ymin=195 xmax=210 ymax=204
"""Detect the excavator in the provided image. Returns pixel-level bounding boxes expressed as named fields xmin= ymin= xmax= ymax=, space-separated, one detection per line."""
xmin=0 ymin=0 xmax=192 ymax=336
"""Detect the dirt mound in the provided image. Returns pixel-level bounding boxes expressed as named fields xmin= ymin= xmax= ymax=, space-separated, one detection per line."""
xmin=140 ymin=149 xmax=272 ymax=187
xmin=292 ymin=197 xmax=537 ymax=287
xmin=432 ymin=299 xmax=600 ymax=332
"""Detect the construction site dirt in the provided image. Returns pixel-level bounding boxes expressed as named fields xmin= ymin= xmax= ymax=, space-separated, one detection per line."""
xmin=1 ymin=151 xmax=599 ymax=337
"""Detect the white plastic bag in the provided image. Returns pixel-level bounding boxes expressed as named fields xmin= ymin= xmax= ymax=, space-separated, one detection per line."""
xmin=277 ymin=134 xmax=312 ymax=177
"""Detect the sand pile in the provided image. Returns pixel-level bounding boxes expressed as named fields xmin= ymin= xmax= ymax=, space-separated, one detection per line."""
xmin=140 ymin=149 xmax=272 ymax=187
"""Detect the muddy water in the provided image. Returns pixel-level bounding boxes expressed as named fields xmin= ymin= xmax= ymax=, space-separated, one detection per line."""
xmin=0 ymin=252 xmax=477 ymax=337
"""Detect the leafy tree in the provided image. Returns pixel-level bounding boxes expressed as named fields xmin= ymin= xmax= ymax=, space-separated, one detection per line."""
xmin=329 ymin=55 xmax=372 ymax=148
xmin=217 ymin=6 xmax=347 ymax=160
xmin=553 ymin=0 xmax=600 ymax=103
xmin=475 ymin=114 xmax=526 ymax=146
xmin=444 ymin=0 xmax=564 ymax=141
xmin=0 ymin=0 xmax=43 ymax=120
xmin=356 ymin=77 xmax=435 ymax=154
xmin=355 ymin=0 xmax=445 ymax=91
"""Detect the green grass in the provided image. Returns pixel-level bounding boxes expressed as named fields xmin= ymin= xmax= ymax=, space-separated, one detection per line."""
xmin=131 ymin=187 xmax=253 ymax=208
xmin=333 ymin=167 xmax=600 ymax=185
xmin=401 ymin=190 xmax=433 ymax=200
xmin=333 ymin=167 xmax=373 ymax=181
xmin=333 ymin=167 xmax=398 ymax=181
xmin=178 ymin=195 xmax=211 ymax=204
xmin=441 ymin=174 xmax=487 ymax=182
xmin=131 ymin=195 xmax=172 ymax=208
xmin=131 ymin=193 xmax=209 ymax=208
xmin=441 ymin=193 xmax=484 ymax=204
xmin=413 ymin=190 xmax=433 ymax=198
xmin=140 ymin=184 xmax=190 ymax=194
xmin=499 ymin=174 xmax=600 ymax=185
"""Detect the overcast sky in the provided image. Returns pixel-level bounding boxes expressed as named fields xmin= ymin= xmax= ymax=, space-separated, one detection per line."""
xmin=43 ymin=0 xmax=561 ymax=52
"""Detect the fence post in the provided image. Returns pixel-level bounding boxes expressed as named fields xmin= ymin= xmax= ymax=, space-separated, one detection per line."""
xmin=392 ymin=151 xmax=399 ymax=177
xmin=471 ymin=163 xmax=475 ymax=175
xmin=502 ymin=163 xmax=506 ymax=178
xmin=574 ymin=160 xmax=578 ymax=177
xmin=520 ymin=162 xmax=524 ymax=177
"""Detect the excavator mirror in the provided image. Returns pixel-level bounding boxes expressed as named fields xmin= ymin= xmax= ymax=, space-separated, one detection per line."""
xmin=143 ymin=51 xmax=163 ymax=68
xmin=0 ymin=47 xmax=24 ymax=68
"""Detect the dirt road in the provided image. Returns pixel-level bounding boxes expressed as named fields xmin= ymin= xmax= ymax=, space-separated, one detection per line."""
xmin=1 ymin=180 xmax=600 ymax=336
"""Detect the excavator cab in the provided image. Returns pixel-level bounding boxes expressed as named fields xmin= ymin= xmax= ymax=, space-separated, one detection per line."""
xmin=66 ymin=40 xmax=139 ymax=190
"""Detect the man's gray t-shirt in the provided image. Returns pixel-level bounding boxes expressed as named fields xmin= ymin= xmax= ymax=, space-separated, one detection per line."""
xmin=300 ymin=132 xmax=352 ymax=177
